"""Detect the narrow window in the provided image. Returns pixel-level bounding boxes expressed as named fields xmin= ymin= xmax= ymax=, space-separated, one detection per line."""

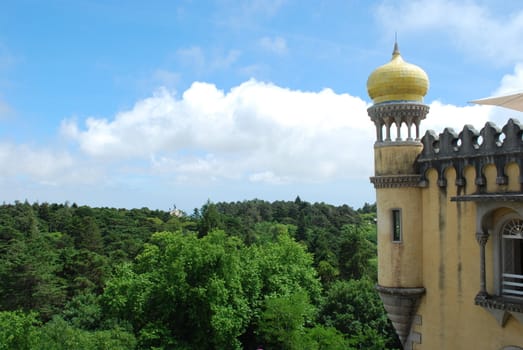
xmin=501 ymin=218 xmax=523 ymax=297
xmin=392 ymin=209 xmax=402 ymax=242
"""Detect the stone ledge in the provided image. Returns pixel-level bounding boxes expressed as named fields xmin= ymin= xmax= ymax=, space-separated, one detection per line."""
xmin=475 ymin=294 xmax=523 ymax=327
xmin=370 ymin=175 xmax=421 ymax=189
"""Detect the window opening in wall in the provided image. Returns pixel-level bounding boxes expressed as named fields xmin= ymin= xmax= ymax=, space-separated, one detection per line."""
xmin=392 ymin=209 xmax=402 ymax=242
xmin=501 ymin=218 xmax=523 ymax=297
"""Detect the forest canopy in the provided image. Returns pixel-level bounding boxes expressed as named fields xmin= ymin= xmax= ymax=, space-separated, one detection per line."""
xmin=0 ymin=199 xmax=398 ymax=349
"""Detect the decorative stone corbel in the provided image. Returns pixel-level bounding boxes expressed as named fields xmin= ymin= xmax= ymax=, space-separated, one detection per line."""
xmin=376 ymin=285 xmax=426 ymax=348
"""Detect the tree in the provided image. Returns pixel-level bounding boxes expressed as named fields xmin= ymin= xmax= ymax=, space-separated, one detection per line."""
xmin=61 ymin=292 xmax=102 ymax=330
xmin=303 ymin=325 xmax=348 ymax=350
xmin=258 ymin=292 xmax=315 ymax=350
xmin=0 ymin=311 xmax=40 ymax=350
xmin=250 ymin=231 xmax=321 ymax=303
xmin=198 ymin=201 xmax=223 ymax=237
xmin=72 ymin=215 xmax=103 ymax=253
xmin=102 ymin=228 xmax=323 ymax=349
xmin=316 ymin=260 xmax=339 ymax=287
xmin=319 ymin=279 xmax=399 ymax=349
xmin=103 ymin=230 xmax=250 ymax=349
xmin=0 ymin=233 xmax=66 ymax=320
xmin=38 ymin=316 xmax=137 ymax=350
xmin=338 ymin=225 xmax=375 ymax=280
xmin=0 ymin=199 xmax=385 ymax=349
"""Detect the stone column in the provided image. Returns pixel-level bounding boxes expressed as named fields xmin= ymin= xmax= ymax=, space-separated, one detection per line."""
xmin=475 ymin=231 xmax=489 ymax=298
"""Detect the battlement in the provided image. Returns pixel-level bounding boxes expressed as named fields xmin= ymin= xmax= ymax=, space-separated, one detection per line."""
xmin=417 ymin=119 xmax=523 ymax=189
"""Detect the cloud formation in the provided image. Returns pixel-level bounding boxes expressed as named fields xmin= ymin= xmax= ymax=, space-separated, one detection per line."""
xmin=0 ymin=75 xmax=508 ymax=212
xmin=176 ymin=46 xmax=241 ymax=75
xmin=259 ymin=36 xmax=288 ymax=55
xmin=60 ymin=79 xmax=502 ymax=188
xmin=375 ymin=0 xmax=523 ymax=65
xmin=2 ymin=0 xmax=520 ymax=211
xmin=62 ymin=80 xmax=373 ymax=184
xmin=0 ymin=143 xmax=89 ymax=185
xmin=496 ymin=64 xmax=523 ymax=96
xmin=423 ymin=100 xmax=491 ymax=135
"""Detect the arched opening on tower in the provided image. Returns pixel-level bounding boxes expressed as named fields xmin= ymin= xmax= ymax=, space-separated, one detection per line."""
xmin=399 ymin=122 xmax=410 ymax=141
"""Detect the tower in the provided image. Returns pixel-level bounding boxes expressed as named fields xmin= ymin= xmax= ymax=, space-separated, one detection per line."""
xmin=367 ymin=43 xmax=429 ymax=348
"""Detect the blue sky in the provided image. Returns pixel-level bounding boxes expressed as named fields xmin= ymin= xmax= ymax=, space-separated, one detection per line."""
xmin=1 ymin=0 xmax=523 ymax=212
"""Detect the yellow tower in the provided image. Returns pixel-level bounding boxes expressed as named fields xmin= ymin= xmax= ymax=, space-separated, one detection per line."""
xmin=367 ymin=42 xmax=429 ymax=347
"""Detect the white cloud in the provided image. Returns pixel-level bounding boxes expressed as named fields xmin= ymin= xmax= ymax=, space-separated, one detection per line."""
xmin=375 ymin=0 xmax=523 ymax=65
xmin=424 ymin=100 xmax=491 ymax=134
xmin=176 ymin=46 xmax=206 ymax=71
xmin=153 ymin=69 xmax=180 ymax=87
xmin=63 ymin=79 xmax=374 ymax=184
xmin=495 ymin=63 xmax=523 ymax=96
xmin=211 ymin=49 xmax=241 ymax=70
xmin=485 ymin=64 xmax=523 ymax=125
xmin=0 ymin=78 xmax=509 ymax=215
xmin=249 ymin=170 xmax=289 ymax=184
xmin=259 ymin=36 xmax=288 ymax=55
xmin=238 ymin=63 xmax=266 ymax=77
xmin=0 ymin=143 xmax=99 ymax=185
xmin=176 ymin=46 xmax=241 ymax=74
xmin=61 ymin=78 xmax=512 ymax=187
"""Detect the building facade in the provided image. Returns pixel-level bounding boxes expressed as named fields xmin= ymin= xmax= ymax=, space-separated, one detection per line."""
xmin=368 ymin=44 xmax=523 ymax=349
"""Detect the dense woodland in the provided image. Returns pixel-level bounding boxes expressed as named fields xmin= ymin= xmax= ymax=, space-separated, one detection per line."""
xmin=0 ymin=198 xmax=400 ymax=350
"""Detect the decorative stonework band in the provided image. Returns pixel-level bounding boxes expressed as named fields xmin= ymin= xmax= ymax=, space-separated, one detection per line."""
xmin=475 ymin=294 xmax=523 ymax=327
xmin=370 ymin=175 xmax=421 ymax=189
xmin=368 ymin=102 xmax=430 ymax=120
xmin=475 ymin=295 xmax=523 ymax=314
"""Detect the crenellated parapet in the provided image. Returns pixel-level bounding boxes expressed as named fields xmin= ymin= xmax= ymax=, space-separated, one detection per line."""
xmin=417 ymin=118 xmax=523 ymax=189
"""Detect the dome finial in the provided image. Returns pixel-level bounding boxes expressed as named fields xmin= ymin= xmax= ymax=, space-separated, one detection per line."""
xmin=393 ymin=33 xmax=400 ymax=57
xmin=366 ymin=37 xmax=429 ymax=104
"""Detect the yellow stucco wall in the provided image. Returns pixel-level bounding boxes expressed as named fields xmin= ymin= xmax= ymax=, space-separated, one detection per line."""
xmin=407 ymin=165 xmax=523 ymax=349
xmin=374 ymin=143 xmax=423 ymax=175
xmin=375 ymin=143 xmax=423 ymax=288
xmin=377 ymin=186 xmax=422 ymax=287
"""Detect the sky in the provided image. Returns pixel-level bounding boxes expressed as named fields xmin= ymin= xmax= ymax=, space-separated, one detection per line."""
xmin=1 ymin=0 xmax=523 ymax=213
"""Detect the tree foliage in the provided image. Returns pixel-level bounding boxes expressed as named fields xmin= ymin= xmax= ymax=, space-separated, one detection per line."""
xmin=0 ymin=199 xmax=399 ymax=349
xmin=103 ymin=229 xmax=322 ymax=349
xmin=319 ymin=279 xmax=399 ymax=349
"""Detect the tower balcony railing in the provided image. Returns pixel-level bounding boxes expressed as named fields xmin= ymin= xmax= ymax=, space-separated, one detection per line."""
xmin=502 ymin=273 xmax=523 ymax=297
xmin=367 ymin=101 xmax=429 ymax=144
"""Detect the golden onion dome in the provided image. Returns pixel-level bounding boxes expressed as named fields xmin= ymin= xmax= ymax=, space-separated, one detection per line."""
xmin=367 ymin=43 xmax=429 ymax=104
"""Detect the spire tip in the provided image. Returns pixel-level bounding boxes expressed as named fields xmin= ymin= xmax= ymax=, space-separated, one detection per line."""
xmin=392 ymin=32 xmax=400 ymax=56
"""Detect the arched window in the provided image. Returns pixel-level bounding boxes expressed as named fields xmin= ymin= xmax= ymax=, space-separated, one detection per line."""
xmin=500 ymin=218 xmax=523 ymax=297
xmin=473 ymin=204 xmax=523 ymax=326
